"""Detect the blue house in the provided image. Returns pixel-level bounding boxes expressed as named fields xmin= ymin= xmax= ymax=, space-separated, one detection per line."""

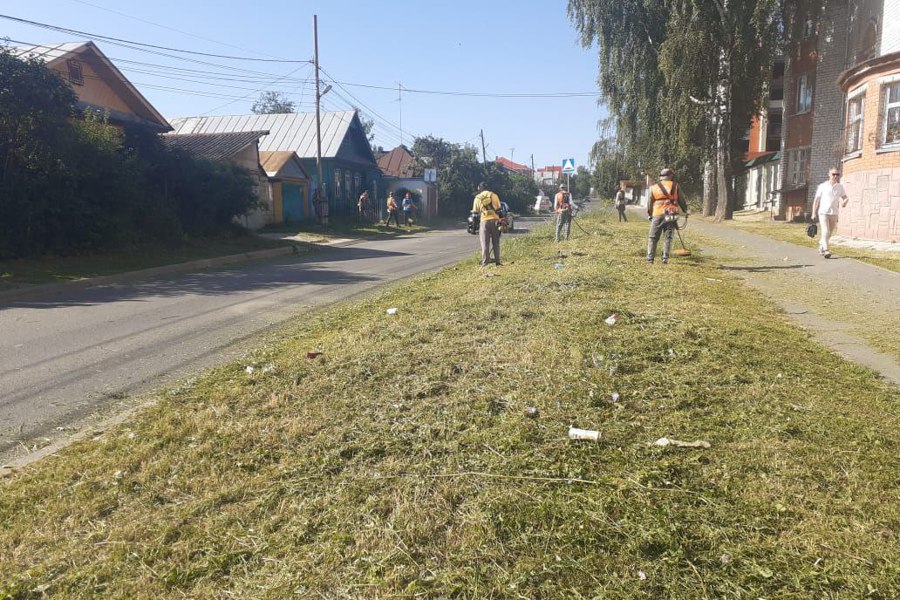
xmin=168 ymin=111 xmax=381 ymax=219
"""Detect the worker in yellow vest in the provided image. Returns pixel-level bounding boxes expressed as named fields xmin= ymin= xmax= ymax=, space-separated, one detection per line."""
xmin=646 ymin=167 xmax=688 ymax=264
xmin=472 ymin=181 xmax=502 ymax=266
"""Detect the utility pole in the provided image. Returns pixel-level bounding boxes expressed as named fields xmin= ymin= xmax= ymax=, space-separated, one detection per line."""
xmin=397 ymin=82 xmax=403 ymax=146
xmin=313 ymin=15 xmax=324 ymax=209
xmin=480 ymin=129 xmax=487 ymax=165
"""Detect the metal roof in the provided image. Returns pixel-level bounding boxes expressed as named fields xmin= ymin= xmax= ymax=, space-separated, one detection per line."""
xmin=377 ymin=145 xmax=414 ymax=177
xmin=168 ymin=111 xmax=358 ymax=159
xmin=9 ymin=42 xmax=172 ymax=132
xmin=163 ymin=131 xmax=269 ymax=162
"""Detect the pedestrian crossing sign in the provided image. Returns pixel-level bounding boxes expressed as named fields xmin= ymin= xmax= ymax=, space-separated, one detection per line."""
xmin=562 ymin=158 xmax=576 ymax=174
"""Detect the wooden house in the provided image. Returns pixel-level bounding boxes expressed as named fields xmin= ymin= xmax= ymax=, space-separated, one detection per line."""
xmin=169 ymin=111 xmax=381 ymax=217
xmin=10 ymin=42 xmax=171 ymax=133
xmin=164 ymin=131 xmax=273 ymax=229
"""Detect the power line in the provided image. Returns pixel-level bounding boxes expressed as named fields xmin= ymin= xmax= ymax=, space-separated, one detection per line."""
xmin=333 ymin=79 xmax=598 ymax=98
xmin=0 ymin=14 xmax=312 ymax=63
xmin=67 ymin=0 xmax=291 ymax=61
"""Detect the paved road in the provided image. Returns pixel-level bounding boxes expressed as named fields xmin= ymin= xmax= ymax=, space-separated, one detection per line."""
xmin=0 ymin=227 xmax=500 ymax=463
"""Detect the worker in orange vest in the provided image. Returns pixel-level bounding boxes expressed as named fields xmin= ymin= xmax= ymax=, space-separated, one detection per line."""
xmin=385 ymin=192 xmax=400 ymax=227
xmin=646 ymin=167 xmax=688 ymax=264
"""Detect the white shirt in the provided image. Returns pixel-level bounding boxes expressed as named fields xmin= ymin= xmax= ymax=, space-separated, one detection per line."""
xmin=815 ymin=181 xmax=846 ymax=216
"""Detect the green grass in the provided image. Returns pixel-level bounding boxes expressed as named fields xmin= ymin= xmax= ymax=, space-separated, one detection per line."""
xmin=0 ymin=234 xmax=293 ymax=290
xmin=2 ymin=214 xmax=899 ymax=599
xmin=724 ymin=211 xmax=900 ymax=273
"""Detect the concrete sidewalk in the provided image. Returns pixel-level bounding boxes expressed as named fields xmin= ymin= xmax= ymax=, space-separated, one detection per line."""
xmin=688 ymin=219 xmax=900 ymax=386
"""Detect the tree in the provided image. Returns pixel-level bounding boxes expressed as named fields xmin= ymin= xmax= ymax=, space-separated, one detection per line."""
xmin=352 ymin=106 xmax=376 ymax=150
xmin=251 ymin=91 xmax=295 ymax=114
xmin=568 ymin=0 xmax=782 ymax=220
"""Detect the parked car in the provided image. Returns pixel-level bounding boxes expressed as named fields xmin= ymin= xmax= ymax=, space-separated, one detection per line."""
xmin=532 ymin=197 xmax=552 ymax=214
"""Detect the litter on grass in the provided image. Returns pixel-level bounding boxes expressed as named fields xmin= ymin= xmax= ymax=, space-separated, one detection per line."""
xmin=654 ymin=437 xmax=711 ymax=449
xmin=553 ymin=263 xmax=565 ymax=269
xmin=386 ymin=308 xmax=398 ymax=315
xmin=306 ymin=351 xmax=322 ymax=359
xmin=604 ymin=314 xmax=620 ymax=326
xmin=568 ymin=427 xmax=601 ymax=441
xmin=611 ymin=392 xmax=621 ymax=402
xmin=525 ymin=407 xmax=540 ymax=419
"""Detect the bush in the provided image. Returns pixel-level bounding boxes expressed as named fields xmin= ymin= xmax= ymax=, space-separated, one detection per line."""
xmin=0 ymin=49 xmax=259 ymax=258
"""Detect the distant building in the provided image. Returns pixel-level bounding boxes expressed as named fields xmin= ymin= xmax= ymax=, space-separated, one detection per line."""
xmin=535 ymin=165 xmax=562 ymax=187
xmin=377 ymin=145 xmax=415 ymax=177
xmin=495 ymin=156 xmax=530 ymax=175
xmin=169 ymin=110 xmax=382 ymax=217
xmin=9 ymin=41 xmax=171 ymax=133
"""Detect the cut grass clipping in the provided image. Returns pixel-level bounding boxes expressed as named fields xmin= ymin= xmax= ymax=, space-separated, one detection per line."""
xmin=2 ymin=213 xmax=899 ymax=599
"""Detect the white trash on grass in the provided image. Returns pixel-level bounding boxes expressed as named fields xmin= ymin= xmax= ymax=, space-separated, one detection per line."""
xmin=654 ymin=437 xmax=711 ymax=449
xmin=386 ymin=308 xmax=398 ymax=315
xmin=568 ymin=427 xmax=601 ymax=441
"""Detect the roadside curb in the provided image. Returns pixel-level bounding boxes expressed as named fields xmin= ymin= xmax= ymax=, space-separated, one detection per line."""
xmin=0 ymin=244 xmax=306 ymax=304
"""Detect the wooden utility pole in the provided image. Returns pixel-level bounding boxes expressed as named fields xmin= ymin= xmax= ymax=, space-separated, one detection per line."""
xmin=480 ymin=129 xmax=487 ymax=164
xmin=313 ymin=15 xmax=324 ymax=207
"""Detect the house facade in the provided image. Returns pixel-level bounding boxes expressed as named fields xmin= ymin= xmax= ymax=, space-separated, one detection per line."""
xmin=169 ymin=111 xmax=382 ymax=218
xmin=776 ymin=0 xmax=899 ymax=241
xmin=10 ymin=42 xmax=171 ymax=133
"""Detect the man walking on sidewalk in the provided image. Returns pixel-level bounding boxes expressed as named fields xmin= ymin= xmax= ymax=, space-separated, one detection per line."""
xmin=812 ymin=168 xmax=849 ymax=259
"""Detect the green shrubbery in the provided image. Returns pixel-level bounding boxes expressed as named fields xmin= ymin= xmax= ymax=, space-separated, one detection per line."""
xmin=0 ymin=49 xmax=258 ymax=259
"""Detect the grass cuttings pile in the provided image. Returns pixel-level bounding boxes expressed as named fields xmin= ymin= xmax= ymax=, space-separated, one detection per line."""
xmin=2 ymin=215 xmax=899 ymax=599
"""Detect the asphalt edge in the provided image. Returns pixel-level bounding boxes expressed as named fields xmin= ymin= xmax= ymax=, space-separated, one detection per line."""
xmin=0 ymin=244 xmax=306 ymax=304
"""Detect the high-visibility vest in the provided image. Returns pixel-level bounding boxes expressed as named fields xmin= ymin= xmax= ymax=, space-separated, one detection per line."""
xmin=650 ymin=181 xmax=680 ymax=217
xmin=555 ymin=192 xmax=571 ymax=213
xmin=387 ymin=197 xmax=397 ymax=212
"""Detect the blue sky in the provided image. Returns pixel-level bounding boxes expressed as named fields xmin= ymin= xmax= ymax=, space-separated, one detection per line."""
xmin=2 ymin=0 xmax=605 ymax=169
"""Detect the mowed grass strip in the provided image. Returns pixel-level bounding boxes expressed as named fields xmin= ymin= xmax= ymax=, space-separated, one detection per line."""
xmin=1 ymin=213 xmax=899 ymax=599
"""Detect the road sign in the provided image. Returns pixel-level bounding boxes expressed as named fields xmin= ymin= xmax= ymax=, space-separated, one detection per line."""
xmin=424 ymin=168 xmax=437 ymax=183
xmin=562 ymin=158 xmax=576 ymax=174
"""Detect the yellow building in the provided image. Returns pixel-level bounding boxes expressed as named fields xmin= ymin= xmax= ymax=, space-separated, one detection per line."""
xmin=10 ymin=42 xmax=171 ymax=133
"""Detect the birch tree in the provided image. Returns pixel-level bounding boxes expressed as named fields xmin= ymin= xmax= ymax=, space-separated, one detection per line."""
xmin=569 ymin=0 xmax=782 ymax=219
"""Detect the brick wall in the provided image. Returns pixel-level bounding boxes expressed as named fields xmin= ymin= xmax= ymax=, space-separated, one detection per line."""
xmin=839 ymin=64 xmax=900 ymax=242
xmin=807 ymin=0 xmax=852 ymax=213
xmin=882 ymin=0 xmax=900 ymax=54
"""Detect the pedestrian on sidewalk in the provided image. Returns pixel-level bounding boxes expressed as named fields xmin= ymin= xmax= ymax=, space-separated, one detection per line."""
xmin=646 ymin=168 xmax=688 ymax=264
xmin=554 ymin=184 xmax=573 ymax=242
xmin=473 ymin=182 xmax=502 ymax=266
xmin=615 ymin=187 xmax=627 ymax=222
xmin=357 ymin=190 xmax=369 ymax=221
xmin=402 ymin=192 xmax=416 ymax=226
xmin=385 ymin=192 xmax=400 ymax=227
xmin=812 ymin=168 xmax=849 ymax=259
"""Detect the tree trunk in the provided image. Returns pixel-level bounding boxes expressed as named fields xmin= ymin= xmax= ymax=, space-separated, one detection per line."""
xmin=702 ymin=160 xmax=717 ymax=216
xmin=714 ymin=70 xmax=735 ymax=222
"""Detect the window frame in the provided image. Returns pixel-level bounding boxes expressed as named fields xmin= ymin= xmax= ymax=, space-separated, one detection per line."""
xmin=66 ymin=59 xmax=84 ymax=86
xmin=881 ymin=82 xmax=900 ymax=148
xmin=788 ymin=147 xmax=808 ymax=187
xmin=845 ymin=86 xmax=866 ymax=155
xmin=796 ymin=75 xmax=812 ymax=114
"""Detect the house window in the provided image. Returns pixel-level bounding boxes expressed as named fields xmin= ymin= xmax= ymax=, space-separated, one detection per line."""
xmin=334 ymin=168 xmax=343 ymax=200
xmin=344 ymin=171 xmax=352 ymax=202
xmin=353 ymin=173 xmax=361 ymax=199
xmin=66 ymin=60 xmax=84 ymax=85
xmin=796 ymin=75 xmax=812 ymax=113
xmin=787 ymin=147 xmax=808 ymax=186
xmin=845 ymin=93 xmax=865 ymax=154
xmin=882 ymin=82 xmax=900 ymax=148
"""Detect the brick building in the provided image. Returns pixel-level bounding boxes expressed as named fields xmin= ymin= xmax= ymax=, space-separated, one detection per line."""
xmin=777 ymin=0 xmax=899 ymax=242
